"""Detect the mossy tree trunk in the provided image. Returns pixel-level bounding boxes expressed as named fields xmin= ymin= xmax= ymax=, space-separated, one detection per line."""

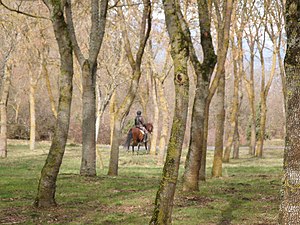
xmin=278 ymin=0 xmax=300 ymax=222
xmin=35 ymin=0 xmax=73 ymax=208
xmin=149 ymin=0 xmax=189 ymax=223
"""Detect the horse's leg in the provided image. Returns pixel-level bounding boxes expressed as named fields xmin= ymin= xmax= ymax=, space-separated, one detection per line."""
xmin=145 ymin=141 xmax=148 ymax=154
xmin=132 ymin=145 xmax=134 ymax=155
xmin=137 ymin=143 xmax=140 ymax=155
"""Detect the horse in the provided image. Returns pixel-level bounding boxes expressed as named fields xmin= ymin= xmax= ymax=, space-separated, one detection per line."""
xmin=124 ymin=123 xmax=153 ymax=154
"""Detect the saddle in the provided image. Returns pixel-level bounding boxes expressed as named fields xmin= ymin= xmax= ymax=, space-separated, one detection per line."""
xmin=137 ymin=127 xmax=145 ymax=135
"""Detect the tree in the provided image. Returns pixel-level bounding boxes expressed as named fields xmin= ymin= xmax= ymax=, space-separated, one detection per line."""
xmin=107 ymin=0 xmax=151 ymax=176
xmin=243 ymin=0 xmax=258 ymax=155
xmin=0 ymin=12 xmax=18 ymax=158
xmin=34 ymin=1 xmax=74 ymax=207
xmin=223 ymin=0 xmax=246 ymax=162
xmin=255 ymin=0 xmax=281 ymax=157
xmin=149 ymin=0 xmax=190 ymax=223
xmin=278 ymin=0 xmax=300 ymax=222
xmin=66 ymin=0 xmax=109 ymax=176
xmin=210 ymin=0 xmax=234 ymax=177
xmin=181 ymin=0 xmax=217 ymax=191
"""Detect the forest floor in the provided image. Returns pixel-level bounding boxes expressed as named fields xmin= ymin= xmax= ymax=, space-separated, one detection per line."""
xmin=0 ymin=140 xmax=283 ymax=225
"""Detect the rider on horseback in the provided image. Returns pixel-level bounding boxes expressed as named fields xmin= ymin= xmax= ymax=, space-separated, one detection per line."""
xmin=135 ymin=110 xmax=148 ymax=142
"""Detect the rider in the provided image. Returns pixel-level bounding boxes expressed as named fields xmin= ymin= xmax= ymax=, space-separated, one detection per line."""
xmin=135 ymin=110 xmax=148 ymax=142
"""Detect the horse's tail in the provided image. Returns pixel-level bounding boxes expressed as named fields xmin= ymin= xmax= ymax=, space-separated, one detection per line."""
xmin=124 ymin=129 xmax=133 ymax=149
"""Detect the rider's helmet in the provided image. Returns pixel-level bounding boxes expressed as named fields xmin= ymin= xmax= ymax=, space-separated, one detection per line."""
xmin=137 ymin=111 xmax=142 ymax=116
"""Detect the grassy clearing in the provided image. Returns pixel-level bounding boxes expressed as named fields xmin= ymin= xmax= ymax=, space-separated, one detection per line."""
xmin=0 ymin=140 xmax=283 ymax=224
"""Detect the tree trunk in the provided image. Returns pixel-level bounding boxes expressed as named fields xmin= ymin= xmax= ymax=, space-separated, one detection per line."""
xmin=80 ymin=60 xmax=97 ymax=176
xmin=223 ymin=48 xmax=239 ymax=162
xmin=43 ymin=57 xmax=57 ymax=119
xmin=232 ymin=116 xmax=239 ymax=159
xmin=157 ymin=80 xmax=170 ymax=165
xmin=212 ymin=72 xmax=225 ymax=177
xmin=35 ymin=2 xmax=73 ymax=208
xmin=279 ymin=1 xmax=300 ymax=221
xmin=0 ymin=66 xmax=11 ymax=158
xmin=65 ymin=0 xmax=109 ymax=177
xmin=199 ymin=102 xmax=209 ymax=181
xmin=108 ymin=115 xmax=121 ymax=176
xmin=182 ymin=80 xmax=207 ymax=191
xmin=149 ymin=77 xmax=159 ymax=155
xmin=150 ymin=62 xmax=189 ymax=224
xmin=181 ymin=0 xmax=217 ymax=188
xmin=150 ymin=0 xmax=189 ymax=222
xmin=244 ymin=43 xmax=256 ymax=155
xmin=29 ymin=78 xmax=36 ymax=151
xmin=256 ymin=97 xmax=266 ymax=157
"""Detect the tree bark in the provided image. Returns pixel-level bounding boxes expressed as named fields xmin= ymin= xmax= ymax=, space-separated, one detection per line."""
xmin=80 ymin=60 xmax=97 ymax=176
xmin=0 ymin=66 xmax=11 ymax=158
xmin=223 ymin=43 xmax=239 ymax=162
xmin=210 ymin=0 xmax=234 ymax=178
xmin=66 ymin=0 xmax=109 ymax=176
xmin=212 ymin=72 xmax=225 ymax=177
xmin=149 ymin=76 xmax=159 ymax=155
xmin=35 ymin=1 xmax=73 ymax=208
xmin=156 ymin=77 xmax=170 ymax=165
xmin=149 ymin=0 xmax=189 ymax=223
xmin=279 ymin=0 xmax=300 ymax=221
xmin=181 ymin=0 xmax=217 ymax=190
xmin=232 ymin=115 xmax=240 ymax=159
xmin=29 ymin=77 xmax=36 ymax=151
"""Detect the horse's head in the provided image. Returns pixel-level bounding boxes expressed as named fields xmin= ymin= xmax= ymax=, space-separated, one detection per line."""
xmin=145 ymin=123 xmax=153 ymax=133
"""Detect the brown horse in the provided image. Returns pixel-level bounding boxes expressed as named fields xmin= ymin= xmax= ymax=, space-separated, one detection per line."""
xmin=124 ymin=123 xmax=153 ymax=154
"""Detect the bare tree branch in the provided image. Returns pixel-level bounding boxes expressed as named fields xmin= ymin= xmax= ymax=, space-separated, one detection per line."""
xmin=0 ymin=0 xmax=50 ymax=20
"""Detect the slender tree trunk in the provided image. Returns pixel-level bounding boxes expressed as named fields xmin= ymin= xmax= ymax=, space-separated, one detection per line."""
xmin=232 ymin=117 xmax=239 ymax=159
xmin=279 ymin=1 xmax=300 ymax=221
xmin=108 ymin=116 xmax=121 ymax=176
xmin=199 ymin=102 xmax=209 ymax=181
xmin=149 ymin=77 xmax=159 ymax=155
xmin=95 ymin=82 xmax=101 ymax=142
xmin=256 ymin=44 xmax=277 ymax=157
xmin=157 ymin=80 xmax=170 ymax=165
xmin=29 ymin=77 xmax=36 ymax=151
xmin=223 ymin=47 xmax=239 ymax=162
xmin=43 ymin=61 xmax=57 ymax=119
xmin=256 ymin=97 xmax=266 ymax=157
xmin=35 ymin=2 xmax=73 ymax=207
xmin=80 ymin=60 xmax=97 ymax=176
xmin=150 ymin=0 xmax=189 ymax=222
xmin=212 ymin=72 xmax=225 ymax=177
xmin=244 ymin=43 xmax=256 ymax=155
xmin=0 ymin=66 xmax=11 ymax=158
xmin=181 ymin=0 xmax=217 ymax=188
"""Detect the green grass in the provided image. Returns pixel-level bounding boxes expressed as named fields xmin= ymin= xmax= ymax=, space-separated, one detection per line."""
xmin=0 ymin=140 xmax=283 ymax=224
